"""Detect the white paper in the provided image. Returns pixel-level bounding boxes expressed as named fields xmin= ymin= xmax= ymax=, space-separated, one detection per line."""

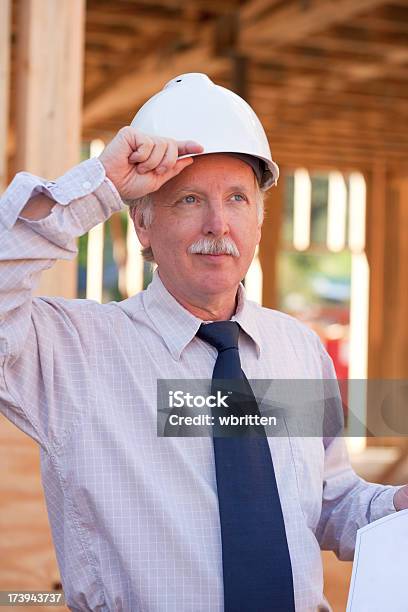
xmin=346 ymin=508 xmax=408 ymax=612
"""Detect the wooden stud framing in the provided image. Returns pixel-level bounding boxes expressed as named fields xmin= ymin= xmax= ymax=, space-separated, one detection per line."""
xmin=15 ymin=0 xmax=86 ymax=298
xmin=259 ymin=170 xmax=285 ymax=309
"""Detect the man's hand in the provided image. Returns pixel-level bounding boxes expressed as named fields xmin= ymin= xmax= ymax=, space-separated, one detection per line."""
xmin=394 ymin=485 xmax=408 ymax=510
xmin=99 ymin=126 xmax=203 ymax=201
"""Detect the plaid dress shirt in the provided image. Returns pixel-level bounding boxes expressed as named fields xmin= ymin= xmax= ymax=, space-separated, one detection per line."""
xmin=0 ymin=158 xmax=399 ymax=611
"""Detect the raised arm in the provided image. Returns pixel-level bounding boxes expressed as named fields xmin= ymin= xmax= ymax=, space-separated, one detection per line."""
xmin=0 ymin=127 xmax=202 ymax=447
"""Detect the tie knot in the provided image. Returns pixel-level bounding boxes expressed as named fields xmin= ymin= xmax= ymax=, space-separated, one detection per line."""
xmin=196 ymin=321 xmax=240 ymax=353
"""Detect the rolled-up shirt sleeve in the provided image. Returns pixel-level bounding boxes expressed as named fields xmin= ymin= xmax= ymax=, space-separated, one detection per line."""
xmin=314 ymin=338 xmax=402 ymax=560
xmin=0 ymin=157 xmax=125 ymax=448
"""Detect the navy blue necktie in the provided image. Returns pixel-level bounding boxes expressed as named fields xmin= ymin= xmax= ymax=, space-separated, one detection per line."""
xmin=197 ymin=321 xmax=295 ymax=612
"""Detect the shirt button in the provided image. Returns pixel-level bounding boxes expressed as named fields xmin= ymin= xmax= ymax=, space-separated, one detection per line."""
xmin=83 ymin=181 xmax=92 ymax=190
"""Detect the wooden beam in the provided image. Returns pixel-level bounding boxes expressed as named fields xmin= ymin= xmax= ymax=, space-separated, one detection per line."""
xmin=260 ymin=113 xmax=408 ymax=147
xmin=267 ymin=132 xmax=408 ymax=160
xmin=259 ymin=171 xmax=285 ymax=309
xmin=261 ymin=106 xmax=408 ymax=135
xmin=265 ymin=113 xmax=408 ymax=141
xmin=241 ymin=0 xmax=391 ymax=46
xmin=82 ymin=0 xmax=244 ymax=128
xmin=301 ymin=34 xmax=408 ymax=82
xmin=366 ymin=164 xmax=408 ymax=444
xmin=86 ymin=8 xmax=179 ymax=31
xmin=259 ymin=148 xmax=408 ymax=175
xmin=252 ymin=82 xmax=408 ymax=117
xmin=274 ymin=159 xmax=407 ymax=178
xmin=82 ymin=0 xmax=396 ymax=130
xmin=241 ymin=0 xmax=408 ymax=95
xmin=83 ymin=27 xmax=177 ymax=109
xmin=257 ymin=99 xmax=408 ymax=131
xmin=0 ymin=0 xmax=11 ymax=193
xmin=85 ymin=29 xmax=139 ymax=53
xmin=268 ymin=136 xmax=408 ymax=162
xmin=365 ymin=169 xmax=408 ymax=389
xmin=82 ymin=44 xmax=229 ymax=129
xmin=367 ymin=3 xmax=408 ymax=27
xmin=393 ymin=174 xmax=408 ymax=376
xmin=313 ymin=26 xmax=408 ymax=57
xmin=268 ymin=143 xmax=386 ymax=171
xmin=15 ymin=0 xmax=85 ymax=179
xmin=14 ymin=0 xmax=84 ymax=301
xmin=240 ymin=0 xmax=283 ymax=24
xmin=366 ymin=162 xmax=387 ymax=379
xmin=352 ymin=13 xmax=408 ymax=35
xmin=249 ymin=48 xmax=408 ymax=86
xmin=14 ymin=0 xmax=84 ymax=303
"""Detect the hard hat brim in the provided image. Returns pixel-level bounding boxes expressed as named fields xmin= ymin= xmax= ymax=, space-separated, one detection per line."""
xmin=178 ymin=151 xmax=279 ymax=190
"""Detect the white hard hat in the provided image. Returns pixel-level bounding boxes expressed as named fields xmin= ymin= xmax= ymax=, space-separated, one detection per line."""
xmin=130 ymin=73 xmax=279 ymax=190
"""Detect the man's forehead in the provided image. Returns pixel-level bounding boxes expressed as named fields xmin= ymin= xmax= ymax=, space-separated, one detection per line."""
xmin=174 ymin=183 xmax=254 ymax=195
xmin=184 ymin=152 xmax=255 ymax=174
xmin=163 ymin=154 xmax=257 ymax=193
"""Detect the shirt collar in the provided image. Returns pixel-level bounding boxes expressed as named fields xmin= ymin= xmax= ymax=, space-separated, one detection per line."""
xmin=231 ymin=283 xmax=262 ymax=359
xmin=142 ymin=269 xmax=262 ymax=361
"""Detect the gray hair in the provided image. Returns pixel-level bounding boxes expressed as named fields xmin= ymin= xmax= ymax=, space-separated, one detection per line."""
xmin=128 ymin=182 xmax=265 ymax=264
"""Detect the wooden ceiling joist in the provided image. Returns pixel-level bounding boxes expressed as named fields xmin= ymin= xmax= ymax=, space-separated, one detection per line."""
xmin=8 ymin=0 xmax=402 ymax=171
xmin=82 ymin=0 xmax=396 ymax=129
xmin=240 ymin=0 xmax=391 ymax=46
xmin=82 ymin=45 xmax=230 ymax=128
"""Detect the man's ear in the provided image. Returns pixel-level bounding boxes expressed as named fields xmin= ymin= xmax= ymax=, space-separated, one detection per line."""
xmin=130 ymin=207 xmax=151 ymax=249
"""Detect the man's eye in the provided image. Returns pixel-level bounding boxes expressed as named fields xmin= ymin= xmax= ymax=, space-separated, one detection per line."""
xmin=182 ymin=195 xmax=197 ymax=204
xmin=231 ymin=194 xmax=247 ymax=201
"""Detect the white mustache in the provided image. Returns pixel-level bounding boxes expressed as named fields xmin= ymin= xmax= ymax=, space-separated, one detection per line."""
xmin=188 ymin=237 xmax=240 ymax=257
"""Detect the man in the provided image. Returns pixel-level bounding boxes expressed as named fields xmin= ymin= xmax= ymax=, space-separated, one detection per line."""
xmin=0 ymin=73 xmax=407 ymax=612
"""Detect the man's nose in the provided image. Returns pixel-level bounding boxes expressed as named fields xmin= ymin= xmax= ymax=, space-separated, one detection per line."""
xmin=202 ymin=201 xmax=229 ymax=237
